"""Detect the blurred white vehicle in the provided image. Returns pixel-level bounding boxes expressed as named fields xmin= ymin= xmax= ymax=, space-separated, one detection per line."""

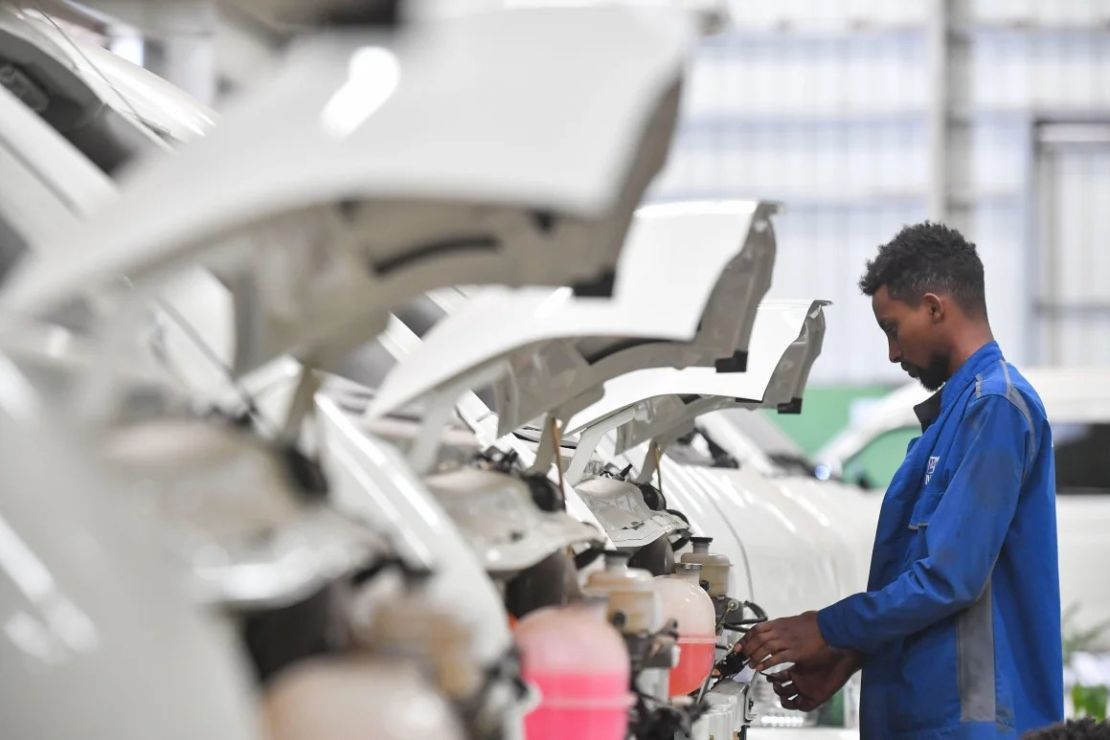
xmin=818 ymin=367 xmax=1110 ymax=650
xmin=695 ymin=408 xmax=882 ymax=594
xmin=365 ymin=203 xmax=865 ymax=734
xmin=0 ymin=350 xmax=262 ymax=740
xmin=370 ymin=296 xmax=860 ymax=736
xmin=564 ymin=299 xmax=859 ymax=617
xmin=3 ymin=5 xmax=691 ymax=321
xmin=0 ymin=61 xmax=450 ymax=736
xmin=1 ymin=4 xmax=868 ymax=736
xmin=367 ymin=201 xmax=777 ymax=524
xmin=0 ymin=6 xmax=702 ymax=739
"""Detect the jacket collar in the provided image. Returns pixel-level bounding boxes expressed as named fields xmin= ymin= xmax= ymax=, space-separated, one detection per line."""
xmin=912 ymin=341 xmax=1002 ymax=431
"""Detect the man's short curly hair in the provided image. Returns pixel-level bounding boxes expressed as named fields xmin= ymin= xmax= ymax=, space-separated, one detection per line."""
xmin=1022 ymin=718 xmax=1110 ymax=739
xmin=859 ymin=221 xmax=987 ymax=318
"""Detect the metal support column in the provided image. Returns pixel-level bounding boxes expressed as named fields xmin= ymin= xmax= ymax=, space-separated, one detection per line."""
xmin=927 ymin=0 xmax=950 ymax=221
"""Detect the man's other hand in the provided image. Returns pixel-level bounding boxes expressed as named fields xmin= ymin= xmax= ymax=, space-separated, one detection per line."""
xmin=738 ymin=611 xmax=827 ymax=671
xmin=767 ymin=647 xmax=860 ymax=712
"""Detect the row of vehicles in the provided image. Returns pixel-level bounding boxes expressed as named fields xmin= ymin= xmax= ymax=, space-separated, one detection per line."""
xmin=0 ymin=2 xmax=1104 ymax=738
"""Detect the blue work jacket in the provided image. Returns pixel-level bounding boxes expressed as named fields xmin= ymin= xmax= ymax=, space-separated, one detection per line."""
xmin=818 ymin=342 xmax=1063 ymax=738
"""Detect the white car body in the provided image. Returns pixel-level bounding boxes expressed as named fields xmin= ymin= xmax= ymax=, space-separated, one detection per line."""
xmin=564 ymin=299 xmax=829 ymax=447
xmin=0 ymin=8 xmax=699 ymax=737
xmin=401 ymin=277 xmax=856 ymax=736
xmin=1 ymin=7 xmax=865 ymax=737
xmin=368 ymin=200 xmax=776 ymax=441
xmin=818 ymin=367 xmax=1110 ymax=650
xmin=0 ymin=401 xmax=261 ymax=740
xmin=369 ymin=208 xmax=856 ymax=623
xmin=367 ymin=201 xmax=776 ymax=552
xmin=578 ymin=300 xmax=862 ymax=616
xmin=3 ymin=6 xmax=693 ymax=343
xmin=697 ymin=410 xmax=881 ymax=594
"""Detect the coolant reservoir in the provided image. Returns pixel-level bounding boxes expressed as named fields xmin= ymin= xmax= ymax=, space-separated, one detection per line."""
xmin=583 ymin=550 xmax=661 ymax=633
xmin=655 ymin=563 xmax=716 ymax=696
xmin=516 ymin=600 xmax=632 ymax=740
xmin=263 ymin=655 xmax=465 ymax=740
xmin=680 ymin=536 xmax=732 ymax=598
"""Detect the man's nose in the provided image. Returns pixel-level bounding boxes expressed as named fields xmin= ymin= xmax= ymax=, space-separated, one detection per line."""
xmin=888 ymin=339 xmax=902 ymax=364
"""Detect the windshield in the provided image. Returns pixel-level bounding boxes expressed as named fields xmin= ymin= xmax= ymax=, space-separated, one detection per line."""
xmin=842 ymin=420 xmax=1110 ymax=494
xmin=840 ymin=426 xmax=919 ymax=491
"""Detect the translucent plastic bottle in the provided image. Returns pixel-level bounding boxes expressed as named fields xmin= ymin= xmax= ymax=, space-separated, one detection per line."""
xmin=655 ymin=563 xmax=717 ymax=696
xmin=362 ymin=595 xmax=483 ymax=701
xmin=516 ymin=600 xmax=633 ymax=740
xmin=263 ymin=656 xmax=465 ymax=740
xmin=583 ymin=550 xmax=661 ymax=633
xmin=680 ymin=536 xmax=733 ymax=598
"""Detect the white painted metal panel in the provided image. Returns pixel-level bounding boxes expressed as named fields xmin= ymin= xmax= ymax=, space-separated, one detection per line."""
xmin=653 ymin=0 xmax=1110 ymax=383
xmin=1037 ymin=143 xmax=1110 ymax=365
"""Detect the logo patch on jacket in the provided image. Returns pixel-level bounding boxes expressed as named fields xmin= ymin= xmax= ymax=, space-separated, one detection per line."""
xmin=925 ymin=456 xmax=940 ymax=485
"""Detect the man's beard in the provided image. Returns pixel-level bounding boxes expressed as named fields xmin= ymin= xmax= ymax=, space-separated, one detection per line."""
xmin=902 ymin=353 xmax=950 ymax=391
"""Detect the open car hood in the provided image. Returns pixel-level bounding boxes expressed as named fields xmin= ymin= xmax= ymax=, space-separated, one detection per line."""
xmin=3 ymin=6 xmax=691 ymax=379
xmin=368 ymin=200 xmax=777 ymax=437
xmin=564 ymin=299 xmax=828 ymax=459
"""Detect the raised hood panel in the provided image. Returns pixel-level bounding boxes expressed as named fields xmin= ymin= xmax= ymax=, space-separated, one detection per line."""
xmin=563 ymin=299 xmax=828 ymax=454
xmin=3 ymin=6 xmax=692 ymax=380
xmin=368 ymin=200 xmax=777 ymax=434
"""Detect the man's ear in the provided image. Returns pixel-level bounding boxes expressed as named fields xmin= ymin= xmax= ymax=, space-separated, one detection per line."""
xmin=922 ymin=293 xmax=944 ymax=322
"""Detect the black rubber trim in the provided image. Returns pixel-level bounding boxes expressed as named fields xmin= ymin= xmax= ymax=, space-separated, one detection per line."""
xmin=715 ymin=350 xmax=749 ymax=373
xmin=571 ymin=269 xmax=616 ymax=298
xmin=582 ymin=337 xmax=669 ymax=364
xmin=319 ymin=0 xmax=401 ymax=25
xmin=369 ymin=235 xmax=499 ymax=275
xmin=777 ymin=397 xmax=803 ymax=415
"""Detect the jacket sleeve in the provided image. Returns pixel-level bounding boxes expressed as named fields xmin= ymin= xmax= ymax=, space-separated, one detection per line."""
xmin=816 ymin=394 xmax=1032 ymax=653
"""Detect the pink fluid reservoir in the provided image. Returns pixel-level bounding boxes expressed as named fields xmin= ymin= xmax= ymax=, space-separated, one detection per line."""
xmin=655 ymin=563 xmax=717 ymax=696
xmin=515 ymin=600 xmax=632 ymax=740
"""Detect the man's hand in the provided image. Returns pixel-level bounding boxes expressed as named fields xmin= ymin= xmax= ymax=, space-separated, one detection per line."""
xmin=767 ymin=647 xmax=859 ymax=712
xmin=738 ymin=611 xmax=827 ymax=671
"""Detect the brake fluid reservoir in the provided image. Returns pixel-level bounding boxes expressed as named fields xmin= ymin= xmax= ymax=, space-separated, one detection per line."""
xmin=655 ymin=563 xmax=716 ymax=695
xmin=680 ymin=536 xmax=732 ymax=598
xmin=516 ymin=600 xmax=632 ymax=740
xmin=583 ymin=550 xmax=661 ymax=633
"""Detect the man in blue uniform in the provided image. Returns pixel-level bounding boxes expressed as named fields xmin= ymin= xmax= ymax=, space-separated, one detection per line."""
xmin=739 ymin=222 xmax=1064 ymax=738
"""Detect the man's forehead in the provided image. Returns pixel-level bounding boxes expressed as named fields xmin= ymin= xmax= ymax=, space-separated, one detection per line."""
xmin=871 ymin=287 xmax=896 ymax=316
xmin=873 ymin=285 xmax=914 ymax=315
